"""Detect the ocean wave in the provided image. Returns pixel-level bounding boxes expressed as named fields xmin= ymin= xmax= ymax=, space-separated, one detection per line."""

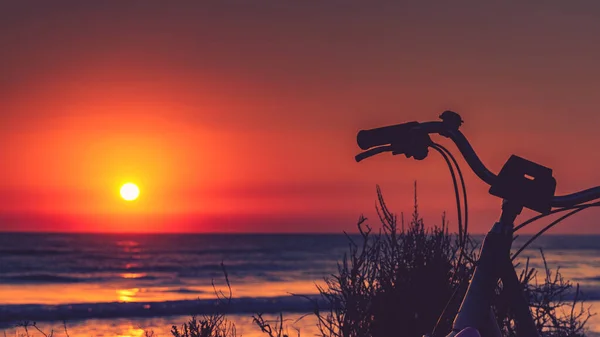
xmin=160 ymin=288 xmax=206 ymax=294
xmin=1 ymin=284 xmax=600 ymax=326
xmin=0 ymin=274 xmax=162 ymax=284
xmin=0 ymin=268 xmax=314 ymax=285
xmin=0 ymin=249 xmax=74 ymax=256
xmin=0 ymin=295 xmax=325 ymax=325
xmin=2 ymin=287 xmax=598 ymax=327
xmin=577 ymin=285 xmax=600 ymax=301
xmin=175 ymin=262 xmax=333 ymax=277
xmin=0 ymin=245 xmax=341 ymax=260
xmin=526 ymin=285 xmax=600 ymax=302
xmin=0 ymin=274 xmax=92 ymax=284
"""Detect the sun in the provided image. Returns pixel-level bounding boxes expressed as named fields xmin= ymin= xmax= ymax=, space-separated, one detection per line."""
xmin=120 ymin=183 xmax=140 ymax=201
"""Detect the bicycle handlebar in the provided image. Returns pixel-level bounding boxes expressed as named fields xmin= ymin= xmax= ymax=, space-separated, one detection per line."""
xmin=356 ymin=114 xmax=600 ymax=209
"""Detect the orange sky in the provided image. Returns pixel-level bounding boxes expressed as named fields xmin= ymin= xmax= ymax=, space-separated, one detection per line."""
xmin=1 ymin=1 xmax=599 ymax=233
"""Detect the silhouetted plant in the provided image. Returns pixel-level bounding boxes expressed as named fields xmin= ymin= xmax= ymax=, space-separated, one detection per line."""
xmin=12 ymin=320 xmax=71 ymax=337
xmin=312 ymin=183 xmax=476 ymax=337
xmin=253 ymin=312 xmax=300 ymax=337
xmin=171 ymin=263 xmax=238 ymax=337
xmin=14 ymin=321 xmax=55 ymax=337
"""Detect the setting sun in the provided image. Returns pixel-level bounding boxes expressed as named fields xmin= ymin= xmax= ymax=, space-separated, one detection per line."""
xmin=120 ymin=183 xmax=140 ymax=201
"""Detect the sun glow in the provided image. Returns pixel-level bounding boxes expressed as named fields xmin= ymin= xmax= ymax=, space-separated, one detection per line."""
xmin=120 ymin=183 xmax=140 ymax=201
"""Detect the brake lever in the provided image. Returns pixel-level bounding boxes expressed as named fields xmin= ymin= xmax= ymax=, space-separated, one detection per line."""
xmin=394 ymin=127 xmax=432 ymax=160
xmin=355 ymin=145 xmax=394 ymax=162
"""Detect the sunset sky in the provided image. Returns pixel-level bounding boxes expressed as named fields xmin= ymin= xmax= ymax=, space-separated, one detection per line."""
xmin=1 ymin=1 xmax=599 ymax=233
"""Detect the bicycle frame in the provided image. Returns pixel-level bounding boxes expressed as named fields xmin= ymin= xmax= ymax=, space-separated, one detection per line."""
xmin=448 ymin=200 xmax=539 ymax=337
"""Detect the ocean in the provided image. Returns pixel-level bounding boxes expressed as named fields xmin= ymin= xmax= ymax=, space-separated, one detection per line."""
xmin=1 ymin=233 xmax=600 ymax=336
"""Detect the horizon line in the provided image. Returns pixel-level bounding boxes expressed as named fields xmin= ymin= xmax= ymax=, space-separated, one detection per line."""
xmin=0 ymin=230 xmax=594 ymax=236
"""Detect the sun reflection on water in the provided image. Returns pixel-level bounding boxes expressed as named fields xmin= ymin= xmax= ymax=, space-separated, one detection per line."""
xmin=117 ymin=240 xmax=142 ymax=253
xmin=116 ymin=326 xmax=146 ymax=337
xmin=117 ymin=288 xmax=140 ymax=302
xmin=121 ymin=273 xmax=147 ymax=279
xmin=125 ymin=263 xmax=141 ymax=269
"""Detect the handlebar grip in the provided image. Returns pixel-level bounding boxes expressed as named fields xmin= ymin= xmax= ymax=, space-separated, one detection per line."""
xmin=357 ymin=121 xmax=420 ymax=150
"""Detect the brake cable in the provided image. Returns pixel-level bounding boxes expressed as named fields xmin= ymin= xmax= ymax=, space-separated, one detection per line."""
xmin=511 ymin=202 xmax=600 ymax=260
xmin=433 ymin=143 xmax=469 ymax=246
xmin=513 ymin=201 xmax=600 ymax=232
xmin=430 ymin=143 xmax=471 ymax=337
xmin=431 ymin=144 xmax=464 ymax=248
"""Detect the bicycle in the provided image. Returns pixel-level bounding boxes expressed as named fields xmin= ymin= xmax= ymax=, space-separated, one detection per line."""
xmin=354 ymin=111 xmax=600 ymax=337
